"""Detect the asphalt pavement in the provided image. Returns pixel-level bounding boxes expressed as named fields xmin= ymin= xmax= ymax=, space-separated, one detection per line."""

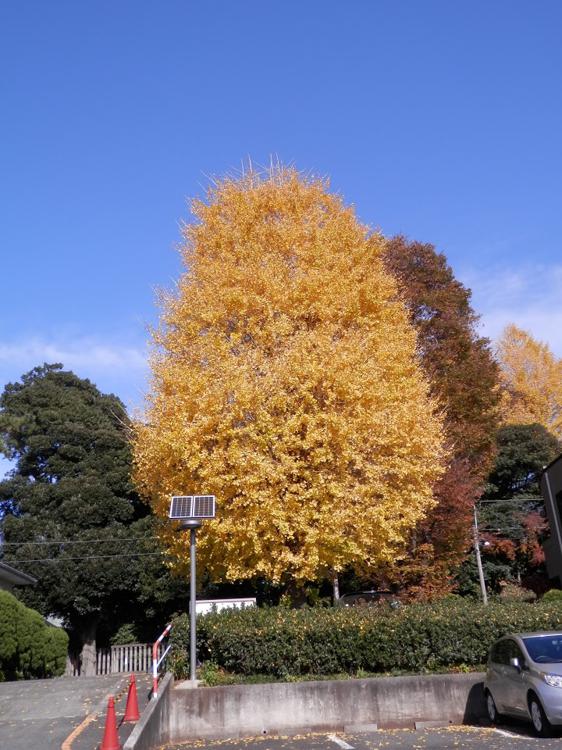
xmin=165 ymin=725 xmax=562 ymax=750
xmin=71 ymin=672 xmax=153 ymax=750
xmin=0 ymin=672 xmax=151 ymax=750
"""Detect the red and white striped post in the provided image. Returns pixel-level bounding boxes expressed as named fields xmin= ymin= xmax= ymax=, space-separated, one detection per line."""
xmin=152 ymin=623 xmax=172 ymax=698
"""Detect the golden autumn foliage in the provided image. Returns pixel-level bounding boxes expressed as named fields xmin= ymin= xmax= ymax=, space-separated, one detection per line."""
xmin=133 ymin=168 xmax=445 ymax=587
xmin=497 ymin=324 xmax=562 ymax=437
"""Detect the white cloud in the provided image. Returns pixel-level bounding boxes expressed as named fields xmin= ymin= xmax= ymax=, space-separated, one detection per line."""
xmin=0 ymin=337 xmax=151 ymax=478
xmin=0 ymin=339 xmax=147 ymax=371
xmin=459 ymin=263 xmax=562 ymax=356
xmin=0 ymin=337 xmax=150 ymax=413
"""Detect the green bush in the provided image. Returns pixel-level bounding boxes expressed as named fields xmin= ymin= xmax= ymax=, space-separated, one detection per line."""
xmin=169 ymin=598 xmax=562 ymax=679
xmin=542 ymin=589 xmax=562 ymax=602
xmin=43 ymin=626 xmax=68 ymax=676
xmin=0 ymin=590 xmax=68 ymax=680
xmin=110 ymin=623 xmax=139 ymax=645
xmin=498 ymin=583 xmax=536 ymax=602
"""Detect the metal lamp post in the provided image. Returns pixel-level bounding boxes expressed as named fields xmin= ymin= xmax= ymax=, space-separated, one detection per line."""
xmin=169 ymin=495 xmax=216 ymax=684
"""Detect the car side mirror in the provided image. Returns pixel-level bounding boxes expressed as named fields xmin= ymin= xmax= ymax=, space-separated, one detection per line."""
xmin=510 ymin=657 xmax=521 ymax=671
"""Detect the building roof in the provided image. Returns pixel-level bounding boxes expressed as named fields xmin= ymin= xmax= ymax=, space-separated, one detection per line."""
xmin=542 ymin=453 xmax=562 ymax=475
xmin=0 ymin=560 xmax=37 ymax=586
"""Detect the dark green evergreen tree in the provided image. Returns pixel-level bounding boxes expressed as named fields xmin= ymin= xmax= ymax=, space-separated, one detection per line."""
xmin=486 ymin=423 xmax=560 ymax=500
xmin=458 ymin=423 xmax=560 ymax=596
xmin=0 ymin=364 xmax=186 ymax=673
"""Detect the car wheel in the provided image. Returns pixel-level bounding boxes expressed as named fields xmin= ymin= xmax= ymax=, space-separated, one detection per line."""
xmin=529 ymin=693 xmax=552 ymax=738
xmin=485 ymin=690 xmax=500 ymax=724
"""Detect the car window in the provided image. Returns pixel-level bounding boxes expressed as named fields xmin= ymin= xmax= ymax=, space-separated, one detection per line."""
xmin=523 ymin=635 xmax=562 ymax=663
xmin=490 ymin=639 xmax=511 ymax=665
xmin=505 ymin=640 xmax=525 ymax=664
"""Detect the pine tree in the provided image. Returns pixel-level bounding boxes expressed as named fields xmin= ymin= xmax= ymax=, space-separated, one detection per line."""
xmin=0 ymin=365 xmax=155 ymax=673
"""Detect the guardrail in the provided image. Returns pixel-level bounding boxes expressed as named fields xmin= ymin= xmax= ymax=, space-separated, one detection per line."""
xmin=152 ymin=623 xmax=173 ymax=698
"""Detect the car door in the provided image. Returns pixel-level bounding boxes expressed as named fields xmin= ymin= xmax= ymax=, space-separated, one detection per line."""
xmin=488 ymin=639 xmax=511 ymax=710
xmin=503 ymin=639 xmax=528 ymax=715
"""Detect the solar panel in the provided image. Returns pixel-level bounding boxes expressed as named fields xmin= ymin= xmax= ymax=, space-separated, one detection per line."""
xmin=169 ymin=496 xmax=192 ymax=519
xmin=193 ymin=495 xmax=215 ymax=518
xmin=169 ymin=495 xmax=216 ymax=519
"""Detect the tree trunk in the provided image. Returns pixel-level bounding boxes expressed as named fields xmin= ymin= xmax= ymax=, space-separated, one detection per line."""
xmin=332 ymin=574 xmax=340 ymax=602
xmin=64 ymin=654 xmax=74 ymax=677
xmin=79 ymin=617 xmax=99 ymax=676
xmin=285 ymin=580 xmax=307 ymax=608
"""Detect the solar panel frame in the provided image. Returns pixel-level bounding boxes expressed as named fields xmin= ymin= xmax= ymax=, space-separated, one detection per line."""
xmin=169 ymin=495 xmax=216 ymax=519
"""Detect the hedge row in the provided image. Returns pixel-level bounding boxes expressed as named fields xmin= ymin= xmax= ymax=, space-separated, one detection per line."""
xmin=0 ymin=590 xmax=68 ymax=681
xmin=170 ymin=598 xmax=562 ymax=678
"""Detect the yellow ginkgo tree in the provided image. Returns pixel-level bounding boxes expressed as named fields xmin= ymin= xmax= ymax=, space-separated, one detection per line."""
xmin=134 ymin=167 xmax=445 ymax=593
xmin=497 ymin=323 xmax=562 ymax=437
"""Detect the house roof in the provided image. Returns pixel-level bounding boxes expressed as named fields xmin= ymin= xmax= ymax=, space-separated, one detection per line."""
xmin=0 ymin=560 xmax=37 ymax=586
xmin=542 ymin=453 xmax=562 ymax=475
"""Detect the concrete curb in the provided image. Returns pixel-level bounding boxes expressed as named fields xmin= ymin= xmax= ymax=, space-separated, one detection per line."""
xmin=124 ymin=673 xmax=173 ymax=750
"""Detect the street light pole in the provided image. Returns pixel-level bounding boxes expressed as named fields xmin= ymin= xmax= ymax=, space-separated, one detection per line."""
xmin=473 ymin=506 xmax=488 ymax=606
xmin=169 ymin=494 xmax=216 ymax=687
xmin=179 ymin=518 xmax=202 ymax=683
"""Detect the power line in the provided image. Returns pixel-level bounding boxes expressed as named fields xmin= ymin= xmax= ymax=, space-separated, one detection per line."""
xmin=8 ymin=551 xmax=169 ymax=563
xmin=0 ymin=536 xmax=160 ymax=546
xmin=479 ymin=526 xmax=535 ymax=532
xmin=478 ymin=497 xmax=542 ymax=504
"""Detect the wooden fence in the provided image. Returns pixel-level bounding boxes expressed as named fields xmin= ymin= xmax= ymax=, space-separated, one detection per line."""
xmin=95 ymin=643 xmax=155 ymax=675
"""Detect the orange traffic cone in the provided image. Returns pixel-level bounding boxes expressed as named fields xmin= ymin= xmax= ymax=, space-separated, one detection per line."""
xmin=123 ymin=674 xmax=140 ymax=722
xmin=100 ymin=696 xmax=121 ymax=750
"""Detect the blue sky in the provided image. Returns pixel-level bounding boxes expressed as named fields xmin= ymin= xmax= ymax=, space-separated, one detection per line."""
xmin=1 ymin=1 xmax=561 ymax=477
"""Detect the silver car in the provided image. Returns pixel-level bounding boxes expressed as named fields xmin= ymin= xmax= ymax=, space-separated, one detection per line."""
xmin=485 ymin=632 xmax=562 ymax=736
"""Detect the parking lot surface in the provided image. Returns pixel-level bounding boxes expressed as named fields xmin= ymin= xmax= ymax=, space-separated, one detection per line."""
xmin=166 ymin=725 xmax=562 ymax=750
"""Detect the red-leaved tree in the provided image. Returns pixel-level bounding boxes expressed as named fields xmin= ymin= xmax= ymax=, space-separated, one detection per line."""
xmin=382 ymin=236 xmax=502 ymax=596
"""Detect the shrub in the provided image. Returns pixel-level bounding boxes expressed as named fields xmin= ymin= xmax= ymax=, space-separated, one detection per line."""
xmin=43 ymin=626 xmax=68 ymax=676
xmin=498 ymin=583 xmax=536 ymax=602
xmin=0 ymin=590 xmax=68 ymax=680
xmin=542 ymin=589 xmax=562 ymax=602
xmin=0 ymin=590 xmax=18 ymax=677
xmin=110 ymin=623 xmax=138 ymax=645
xmin=169 ymin=598 xmax=562 ymax=679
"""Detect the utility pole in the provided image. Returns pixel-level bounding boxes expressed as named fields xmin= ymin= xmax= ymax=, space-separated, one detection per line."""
xmin=473 ymin=506 xmax=488 ymax=605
